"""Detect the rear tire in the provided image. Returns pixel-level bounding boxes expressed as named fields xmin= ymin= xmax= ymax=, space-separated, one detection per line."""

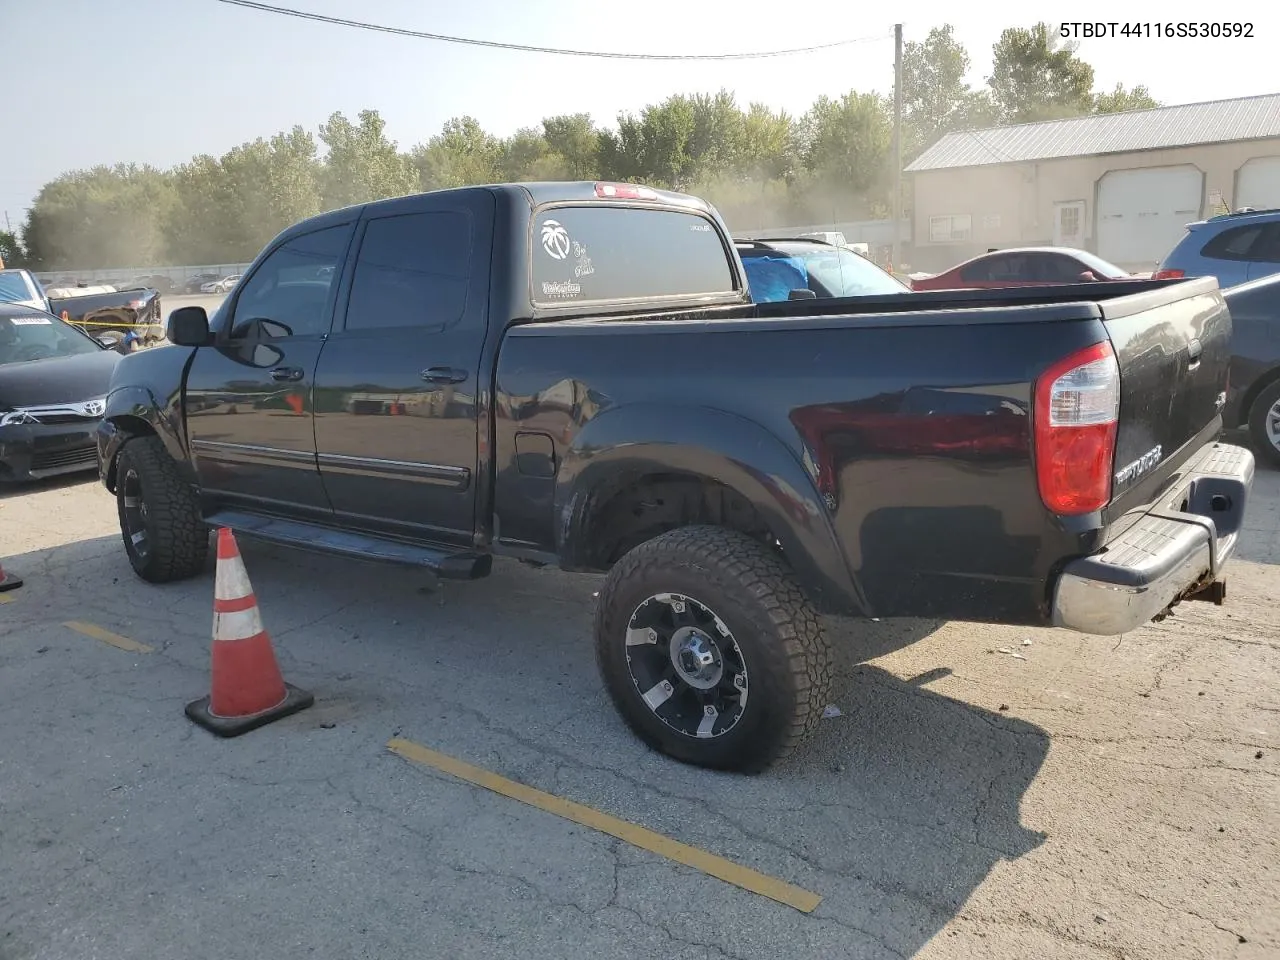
xmin=1247 ymin=380 xmax=1280 ymax=468
xmin=594 ymin=525 xmax=834 ymax=773
xmin=116 ymin=435 xmax=209 ymax=583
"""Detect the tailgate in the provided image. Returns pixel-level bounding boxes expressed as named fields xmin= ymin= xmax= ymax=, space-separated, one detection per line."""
xmin=1103 ymin=277 xmax=1230 ymax=507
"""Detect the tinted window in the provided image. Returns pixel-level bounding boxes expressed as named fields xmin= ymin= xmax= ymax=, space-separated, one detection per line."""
xmin=231 ymin=225 xmax=349 ymax=337
xmin=1202 ymin=225 xmax=1264 ymax=261
xmin=958 ymin=260 xmax=995 ymax=282
xmin=1251 ymin=224 xmax=1280 ymax=264
xmin=1036 ymin=255 xmax=1087 ymax=282
xmin=531 ymin=206 xmax=735 ymax=305
xmin=963 ymin=255 xmax=1033 ymax=282
xmin=0 ymin=312 xmax=101 ymax=366
xmin=345 ymin=211 xmax=471 ymax=330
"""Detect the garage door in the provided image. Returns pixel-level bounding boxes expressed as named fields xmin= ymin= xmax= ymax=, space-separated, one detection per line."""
xmin=1237 ymin=156 xmax=1280 ymax=210
xmin=1097 ymin=165 xmax=1203 ymax=268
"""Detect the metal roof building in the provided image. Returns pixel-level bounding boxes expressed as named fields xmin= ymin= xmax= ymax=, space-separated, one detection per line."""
xmin=905 ymin=93 xmax=1280 ymax=272
xmin=907 ymin=93 xmax=1280 ymax=172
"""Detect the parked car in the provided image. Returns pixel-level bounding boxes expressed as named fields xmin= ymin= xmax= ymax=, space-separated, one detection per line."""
xmin=910 ymin=247 xmax=1132 ymax=290
xmin=735 ymin=238 xmax=908 ymax=301
xmin=1218 ymin=272 xmax=1280 ymax=465
xmin=0 ymin=268 xmax=52 ymax=312
xmin=97 ymin=181 xmax=1251 ymax=772
xmin=131 ymin=274 xmax=175 ymax=294
xmin=1154 ymin=208 xmax=1280 ymax=287
xmin=44 ymin=283 xmax=163 ymax=345
xmin=201 ymin=274 xmax=242 ymax=294
xmin=181 ymin=273 xmax=221 ymax=295
xmin=0 ymin=303 xmax=121 ymax=482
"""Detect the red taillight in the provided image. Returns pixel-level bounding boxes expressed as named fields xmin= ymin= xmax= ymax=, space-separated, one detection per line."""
xmin=595 ymin=182 xmax=658 ymax=200
xmin=1033 ymin=341 xmax=1120 ymax=515
xmin=1152 ymin=268 xmax=1184 ymax=280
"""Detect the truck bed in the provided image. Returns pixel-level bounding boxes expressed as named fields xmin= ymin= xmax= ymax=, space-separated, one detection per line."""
xmin=497 ymin=276 xmax=1231 ymax=623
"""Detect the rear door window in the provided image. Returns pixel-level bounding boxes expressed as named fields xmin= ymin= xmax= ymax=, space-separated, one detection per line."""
xmin=1250 ymin=224 xmax=1280 ymax=263
xmin=344 ymin=211 xmax=473 ymax=330
xmin=958 ymin=260 xmax=996 ymax=283
xmin=531 ymin=206 xmax=736 ymax=306
xmin=1201 ymin=225 xmax=1264 ymax=260
xmin=1037 ymin=254 xmax=1089 ymax=282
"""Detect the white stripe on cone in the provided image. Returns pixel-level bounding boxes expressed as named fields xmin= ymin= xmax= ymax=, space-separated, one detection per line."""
xmin=215 ymin=547 xmax=254 ymax=603
xmin=214 ymin=605 xmax=267 ymax=643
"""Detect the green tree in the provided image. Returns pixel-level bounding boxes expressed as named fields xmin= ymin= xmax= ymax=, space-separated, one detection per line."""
xmin=739 ymin=103 xmax=797 ymax=181
xmin=318 ymin=110 xmax=417 ymax=209
xmin=601 ymin=95 xmax=697 ymax=187
xmin=24 ymin=164 xmax=175 ymax=270
xmin=988 ymin=23 xmax=1095 ymax=123
xmin=0 ymin=231 xmax=27 ymax=268
xmin=413 ymin=116 xmax=502 ymax=189
xmin=901 ymin=25 xmax=997 ymax=160
xmin=799 ymin=92 xmax=893 ymax=217
xmin=167 ymin=154 xmax=249 ymax=264
xmin=600 ymin=91 xmax=750 ymax=189
xmin=1094 ymin=83 xmax=1160 ymax=114
xmin=541 ymin=114 xmax=601 ymax=180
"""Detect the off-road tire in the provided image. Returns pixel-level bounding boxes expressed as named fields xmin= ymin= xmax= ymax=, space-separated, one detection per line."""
xmin=1247 ymin=380 xmax=1280 ymax=469
xmin=117 ymin=435 xmax=209 ymax=583
xmin=594 ymin=525 xmax=834 ymax=773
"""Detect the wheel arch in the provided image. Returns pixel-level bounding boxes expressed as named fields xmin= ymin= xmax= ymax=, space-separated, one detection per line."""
xmin=553 ymin=404 xmax=865 ymax=616
xmin=101 ymin=385 xmax=191 ymax=492
xmin=1238 ymin=366 xmax=1280 ymax=429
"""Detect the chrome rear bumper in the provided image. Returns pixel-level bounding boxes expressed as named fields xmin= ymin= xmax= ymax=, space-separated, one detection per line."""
xmin=1051 ymin=442 xmax=1254 ymax=636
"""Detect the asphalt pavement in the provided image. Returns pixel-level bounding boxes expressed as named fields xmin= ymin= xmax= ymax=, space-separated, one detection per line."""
xmin=0 ymin=454 xmax=1277 ymax=959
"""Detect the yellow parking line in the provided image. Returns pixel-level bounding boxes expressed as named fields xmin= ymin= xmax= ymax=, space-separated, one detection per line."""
xmin=0 ymin=593 xmax=14 ymax=604
xmin=386 ymin=737 xmax=822 ymax=913
xmin=63 ymin=621 xmax=154 ymax=654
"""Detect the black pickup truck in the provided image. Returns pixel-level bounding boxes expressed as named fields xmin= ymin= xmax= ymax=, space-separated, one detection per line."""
xmin=96 ymin=181 xmax=1254 ymax=772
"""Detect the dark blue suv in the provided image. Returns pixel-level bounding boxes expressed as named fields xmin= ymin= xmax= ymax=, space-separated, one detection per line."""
xmin=1155 ymin=208 xmax=1280 ymax=288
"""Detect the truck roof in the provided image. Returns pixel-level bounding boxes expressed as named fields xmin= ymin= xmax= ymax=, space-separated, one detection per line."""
xmin=284 ymin=181 xmax=712 ymax=239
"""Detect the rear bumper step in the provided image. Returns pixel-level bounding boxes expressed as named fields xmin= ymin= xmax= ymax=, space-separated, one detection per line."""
xmin=1051 ymin=442 xmax=1254 ymax=636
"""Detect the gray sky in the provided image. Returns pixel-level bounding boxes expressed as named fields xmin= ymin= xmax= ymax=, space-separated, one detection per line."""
xmin=4 ymin=0 xmax=1277 ymax=229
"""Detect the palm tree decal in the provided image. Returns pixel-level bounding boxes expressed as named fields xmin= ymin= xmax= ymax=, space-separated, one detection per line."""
xmin=541 ymin=220 xmax=571 ymax=260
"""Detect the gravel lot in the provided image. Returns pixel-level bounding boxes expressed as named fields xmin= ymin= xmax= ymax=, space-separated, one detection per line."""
xmin=0 ymin=445 xmax=1276 ymax=959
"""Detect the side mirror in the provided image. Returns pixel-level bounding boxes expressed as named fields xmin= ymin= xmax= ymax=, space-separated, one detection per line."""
xmin=167 ymin=305 xmax=211 ymax=346
xmin=787 ymin=288 xmax=818 ymax=300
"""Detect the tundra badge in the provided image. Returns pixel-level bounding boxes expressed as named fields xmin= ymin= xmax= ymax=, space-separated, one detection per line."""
xmin=1115 ymin=445 xmax=1163 ymax=485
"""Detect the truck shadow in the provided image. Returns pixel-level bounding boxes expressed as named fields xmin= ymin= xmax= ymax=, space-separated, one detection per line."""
xmin=4 ymin=532 xmax=1050 ymax=958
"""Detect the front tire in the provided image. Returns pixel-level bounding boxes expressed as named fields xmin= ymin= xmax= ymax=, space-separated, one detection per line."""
xmin=594 ymin=526 xmax=834 ymax=773
xmin=1247 ymin=380 xmax=1280 ymax=468
xmin=116 ymin=435 xmax=209 ymax=582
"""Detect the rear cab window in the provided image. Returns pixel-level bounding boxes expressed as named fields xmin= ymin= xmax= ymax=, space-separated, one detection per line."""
xmin=530 ymin=205 xmax=738 ymax=307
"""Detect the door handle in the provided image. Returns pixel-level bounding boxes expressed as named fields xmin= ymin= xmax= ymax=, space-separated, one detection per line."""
xmin=1187 ymin=338 xmax=1202 ymax=369
xmin=421 ymin=367 xmax=468 ymax=384
xmin=271 ymin=366 xmax=304 ymax=382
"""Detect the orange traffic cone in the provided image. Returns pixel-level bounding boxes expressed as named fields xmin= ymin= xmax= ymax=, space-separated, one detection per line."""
xmin=185 ymin=528 xmax=313 ymax=736
xmin=0 ymin=560 xmax=22 ymax=592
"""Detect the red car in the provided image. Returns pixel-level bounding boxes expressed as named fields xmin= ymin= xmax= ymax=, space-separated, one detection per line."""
xmin=910 ymin=247 xmax=1132 ymax=291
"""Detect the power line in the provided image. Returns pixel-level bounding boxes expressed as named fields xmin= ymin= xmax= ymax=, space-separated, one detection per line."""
xmin=214 ymin=0 xmax=891 ymax=61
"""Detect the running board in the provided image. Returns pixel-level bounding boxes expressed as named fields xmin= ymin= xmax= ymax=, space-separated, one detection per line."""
xmin=203 ymin=510 xmax=492 ymax=580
